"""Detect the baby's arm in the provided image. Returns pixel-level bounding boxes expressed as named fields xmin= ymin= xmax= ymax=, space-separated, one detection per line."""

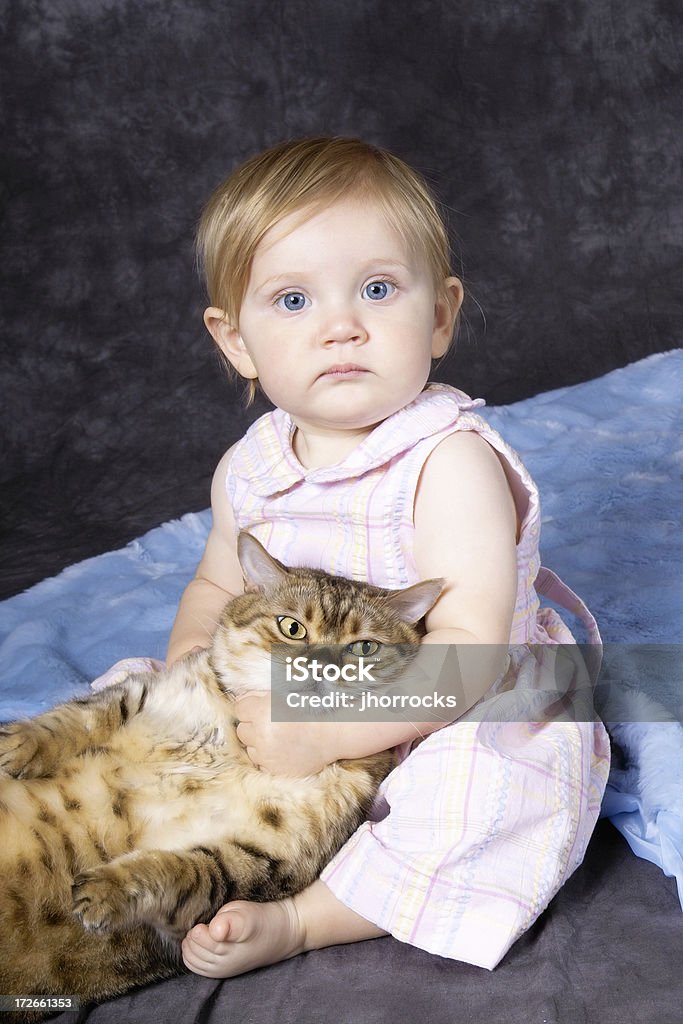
xmin=412 ymin=429 xmax=518 ymax=707
xmin=166 ymin=445 xmax=245 ymax=665
xmin=233 ymin=702 xmax=438 ymax=776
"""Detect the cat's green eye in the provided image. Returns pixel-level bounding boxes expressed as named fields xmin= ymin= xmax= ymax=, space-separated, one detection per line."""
xmin=277 ymin=616 xmax=308 ymax=640
xmin=348 ymin=640 xmax=379 ymax=657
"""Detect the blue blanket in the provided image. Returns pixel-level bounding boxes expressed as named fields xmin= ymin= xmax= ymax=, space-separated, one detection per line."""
xmin=1 ymin=350 xmax=682 ymax=902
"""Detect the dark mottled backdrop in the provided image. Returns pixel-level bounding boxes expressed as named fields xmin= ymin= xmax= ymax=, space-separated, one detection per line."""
xmin=1 ymin=0 xmax=681 ymax=596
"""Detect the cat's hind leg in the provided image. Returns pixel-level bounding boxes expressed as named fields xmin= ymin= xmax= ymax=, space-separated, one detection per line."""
xmin=71 ymin=840 xmax=314 ymax=938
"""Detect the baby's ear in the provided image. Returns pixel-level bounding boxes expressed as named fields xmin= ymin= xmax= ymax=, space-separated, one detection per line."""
xmin=203 ymin=307 xmax=258 ymax=380
xmin=383 ymin=579 xmax=445 ymax=623
xmin=237 ymin=532 xmax=289 ymax=591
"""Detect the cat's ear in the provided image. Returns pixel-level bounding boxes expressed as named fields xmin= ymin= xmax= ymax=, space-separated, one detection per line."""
xmin=237 ymin=532 xmax=289 ymax=591
xmin=383 ymin=579 xmax=445 ymax=623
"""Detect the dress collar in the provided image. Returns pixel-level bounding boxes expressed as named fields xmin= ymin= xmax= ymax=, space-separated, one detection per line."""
xmin=237 ymin=384 xmax=485 ymax=497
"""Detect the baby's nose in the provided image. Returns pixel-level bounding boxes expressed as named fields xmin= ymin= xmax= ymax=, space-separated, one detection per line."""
xmin=318 ymin=307 xmax=369 ymax=345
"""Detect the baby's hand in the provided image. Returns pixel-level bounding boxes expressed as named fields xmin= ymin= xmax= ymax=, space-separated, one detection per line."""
xmin=232 ymin=693 xmax=336 ymax=776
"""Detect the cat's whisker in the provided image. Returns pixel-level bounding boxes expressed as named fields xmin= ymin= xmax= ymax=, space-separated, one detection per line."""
xmin=189 ymin=613 xmax=222 ymax=632
xmin=388 ymin=708 xmax=451 ymax=740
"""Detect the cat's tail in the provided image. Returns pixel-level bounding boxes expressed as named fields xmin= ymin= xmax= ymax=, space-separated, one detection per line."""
xmin=0 ymin=918 xmax=181 ymax=1019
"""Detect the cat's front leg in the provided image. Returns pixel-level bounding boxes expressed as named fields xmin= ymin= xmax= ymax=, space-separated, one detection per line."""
xmin=0 ymin=703 xmax=104 ymax=778
xmin=0 ymin=675 xmax=152 ymax=778
xmin=0 ymin=721 xmax=42 ymax=777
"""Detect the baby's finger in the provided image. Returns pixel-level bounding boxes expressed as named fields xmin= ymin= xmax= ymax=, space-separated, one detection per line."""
xmin=232 ymin=693 xmax=266 ymax=715
xmin=235 ymin=721 xmax=255 ymax=747
xmin=247 ymin=746 xmax=261 ymax=764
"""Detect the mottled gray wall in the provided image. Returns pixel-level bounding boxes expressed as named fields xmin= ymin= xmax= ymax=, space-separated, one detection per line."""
xmin=1 ymin=0 xmax=681 ymax=596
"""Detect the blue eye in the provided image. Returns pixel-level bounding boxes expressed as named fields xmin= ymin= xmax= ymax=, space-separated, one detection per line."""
xmin=276 ymin=291 xmax=308 ymax=312
xmin=363 ymin=280 xmax=395 ymax=301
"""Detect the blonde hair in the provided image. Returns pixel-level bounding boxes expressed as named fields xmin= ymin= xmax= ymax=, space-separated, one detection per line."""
xmin=197 ymin=136 xmax=458 ymax=402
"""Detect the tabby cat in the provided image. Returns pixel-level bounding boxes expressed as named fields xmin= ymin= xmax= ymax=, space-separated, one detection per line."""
xmin=0 ymin=532 xmax=442 ymax=1015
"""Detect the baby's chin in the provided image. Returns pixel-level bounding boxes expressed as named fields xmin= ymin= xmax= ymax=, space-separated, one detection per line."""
xmin=288 ymin=387 xmax=417 ymax=434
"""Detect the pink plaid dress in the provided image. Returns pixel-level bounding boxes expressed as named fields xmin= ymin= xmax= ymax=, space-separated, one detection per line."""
xmin=226 ymin=383 xmax=610 ymax=968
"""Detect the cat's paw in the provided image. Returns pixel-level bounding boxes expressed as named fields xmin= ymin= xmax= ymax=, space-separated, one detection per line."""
xmin=0 ymin=724 xmax=41 ymax=777
xmin=71 ymin=867 xmax=140 ymax=932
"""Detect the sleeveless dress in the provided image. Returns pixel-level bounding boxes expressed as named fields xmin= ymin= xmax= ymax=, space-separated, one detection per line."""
xmin=226 ymin=383 xmax=610 ymax=969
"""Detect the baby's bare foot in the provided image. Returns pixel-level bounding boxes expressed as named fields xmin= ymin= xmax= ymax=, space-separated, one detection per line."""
xmin=181 ymin=899 xmax=304 ymax=978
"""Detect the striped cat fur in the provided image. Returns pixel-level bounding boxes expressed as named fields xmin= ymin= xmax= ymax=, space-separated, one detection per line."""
xmin=0 ymin=533 xmax=442 ymax=1018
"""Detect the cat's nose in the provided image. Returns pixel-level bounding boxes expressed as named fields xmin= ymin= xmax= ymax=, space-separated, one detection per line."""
xmin=309 ymin=645 xmax=343 ymax=667
xmin=305 ymin=646 xmax=355 ymax=685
